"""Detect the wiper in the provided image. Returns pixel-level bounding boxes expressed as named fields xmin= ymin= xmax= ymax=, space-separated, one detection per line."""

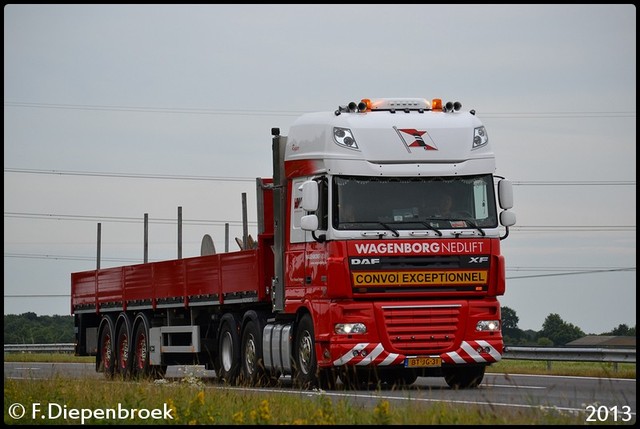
xmin=459 ymin=219 xmax=486 ymax=237
xmin=423 ymin=218 xmax=484 ymax=237
xmin=376 ymin=222 xmax=400 ymax=237
xmin=356 ymin=221 xmax=400 ymax=237
xmin=417 ymin=221 xmax=443 ymax=236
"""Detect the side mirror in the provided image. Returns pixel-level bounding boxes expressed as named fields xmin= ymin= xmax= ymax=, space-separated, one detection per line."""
xmin=300 ymin=180 xmax=319 ymax=212
xmin=498 ymin=179 xmax=513 ymax=210
xmin=500 ymin=210 xmax=516 ymax=227
xmin=301 ymin=214 xmax=319 ymax=231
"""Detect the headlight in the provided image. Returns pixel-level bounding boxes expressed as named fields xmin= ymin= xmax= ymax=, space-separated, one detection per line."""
xmin=333 ymin=127 xmax=359 ymax=150
xmin=476 ymin=320 xmax=500 ymax=332
xmin=472 ymin=126 xmax=488 ymax=149
xmin=334 ymin=323 xmax=367 ymax=334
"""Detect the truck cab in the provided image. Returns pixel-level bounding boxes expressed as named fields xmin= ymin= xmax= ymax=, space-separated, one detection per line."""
xmin=267 ymin=98 xmax=516 ymax=388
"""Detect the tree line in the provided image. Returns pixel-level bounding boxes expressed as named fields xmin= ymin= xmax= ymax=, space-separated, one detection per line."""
xmin=3 ymin=309 xmax=636 ymax=346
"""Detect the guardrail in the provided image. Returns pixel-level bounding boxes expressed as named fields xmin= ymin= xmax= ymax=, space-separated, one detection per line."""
xmin=503 ymin=346 xmax=636 ymax=364
xmin=4 ymin=343 xmax=75 ymax=353
xmin=4 ymin=344 xmax=636 ymax=364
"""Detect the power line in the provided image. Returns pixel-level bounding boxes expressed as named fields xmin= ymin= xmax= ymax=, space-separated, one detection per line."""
xmin=511 ymin=181 xmax=635 ymax=186
xmin=5 ymin=168 xmax=636 ymax=186
xmin=3 ymin=101 xmax=305 ymax=117
xmin=4 ymin=212 xmax=257 ymax=226
xmin=4 ymin=253 xmax=149 ymax=263
xmin=4 ymin=101 xmax=636 ymax=119
xmin=4 ymin=168 xmax=257 ymax=182
xmin=506 ymin=267 xmax=635 ymax=279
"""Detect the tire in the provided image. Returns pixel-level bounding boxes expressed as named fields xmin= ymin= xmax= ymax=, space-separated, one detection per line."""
xmin=240 ymin=319 xmax=266 ymax=386
xmin=98 ymin=316 xmax=116 ymax=379
xmin=218 ymin=319 xmax=241 ymax=384
xmin=443 ymin=365 xmax=486 ymax=389
xmin=132 ymin=317 xmax=151 ymax=378
xmin=293 ymin=314 xmax=318 ymax=389
xmin=115 ymin=319 xmax=133 ymax=379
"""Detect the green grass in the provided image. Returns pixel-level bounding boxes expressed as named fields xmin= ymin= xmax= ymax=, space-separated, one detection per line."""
xmin=4 ymin=352 xmax=94 ymax=363
xmin=4 ymin=377 xmax=594 ymax=425
xmin=487 ymin=359 xmax=636 ymax=379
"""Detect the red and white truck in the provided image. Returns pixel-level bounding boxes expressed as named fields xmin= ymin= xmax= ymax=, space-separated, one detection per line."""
xmin=71 ymin=97 xmax=516 ymax=389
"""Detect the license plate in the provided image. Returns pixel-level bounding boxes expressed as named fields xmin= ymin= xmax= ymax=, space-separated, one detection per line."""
xmin=405 ymin=356 xmax=442 ymax=368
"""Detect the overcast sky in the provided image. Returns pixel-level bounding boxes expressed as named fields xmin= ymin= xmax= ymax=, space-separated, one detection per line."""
xmin=4 ymin=4 xmax=636 ymax=335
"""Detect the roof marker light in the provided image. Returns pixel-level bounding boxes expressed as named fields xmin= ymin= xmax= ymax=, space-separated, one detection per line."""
xmin=365 ymin=98 xmax=430 ymax=111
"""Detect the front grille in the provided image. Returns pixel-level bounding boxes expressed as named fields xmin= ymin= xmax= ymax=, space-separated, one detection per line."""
xmin=381 ymin=304 xmax=460 ymax=354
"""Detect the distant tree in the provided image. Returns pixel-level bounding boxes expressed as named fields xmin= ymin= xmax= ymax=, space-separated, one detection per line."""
xmin=540 ymin=313 xmax=585 ymax=346
xmin=537 ymin=337 xmax=553 ymax=346
xmin=3 ymin=313 xmax=74 ymax=344
xmin=501 ymin=306 xmax=524 ymax=345
xmin=603 ymin=323 xmax=636 ymax=336
xmin=501 ymin=306 xmax=519 ymax=330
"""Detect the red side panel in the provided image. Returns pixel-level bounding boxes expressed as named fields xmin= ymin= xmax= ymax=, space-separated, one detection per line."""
xmin=153 ymin=259 xmax=186 ymax=300
xmin=96 ymin=267 xmax=125 ymax=309
xmin=71 ymin=248 xmax=271 ymax=314
xmin=219 ymin=251 xmax=260 ymax=302
xmin=70 ymin=271 xmax=97 ymax=313
xmin=124 ymin=263 xmax=154 ymax=302
xmin=184 ymin=255 xmax=221 ymax=297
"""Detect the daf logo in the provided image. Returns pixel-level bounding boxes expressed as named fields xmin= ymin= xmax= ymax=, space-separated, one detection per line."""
xmin=469 ymin=257 xmax=489 ymax=264
xmin=351 ymin=258 xmax=380 ymax=265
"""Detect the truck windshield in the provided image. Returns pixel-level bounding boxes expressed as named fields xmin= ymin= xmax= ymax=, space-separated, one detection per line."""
xmin=332 ymin=175 xmax=498 ymax=231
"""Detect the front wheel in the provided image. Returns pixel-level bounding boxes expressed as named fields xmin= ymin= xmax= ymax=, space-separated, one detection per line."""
xmin=293 ymin=314 xmax=318 ymax=389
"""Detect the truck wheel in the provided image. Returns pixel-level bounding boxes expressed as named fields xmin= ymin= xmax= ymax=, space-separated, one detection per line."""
xmin=115 ymin=321 xmax=132 ymax=379
xmin=240 ymin=319 xmax=265 ymax=386
xmin=98 ymin=316 xmax=115 ymax=379
xmin=133 ymin=319 xmax=151 ymax=378
xmin=293 ymin=314 xmax=318 ymax=389
xmin=218 ymin=320 xmax=240 ymax=384
xmin=443 ymin=365 xmax=485 ymax=389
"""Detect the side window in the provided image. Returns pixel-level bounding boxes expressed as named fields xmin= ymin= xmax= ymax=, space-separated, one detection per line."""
xmin=473 ymin=179 xmax=489 ymax=219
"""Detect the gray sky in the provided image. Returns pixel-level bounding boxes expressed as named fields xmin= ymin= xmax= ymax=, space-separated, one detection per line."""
xmin=4 ymin=4 xmax=636 ymax=335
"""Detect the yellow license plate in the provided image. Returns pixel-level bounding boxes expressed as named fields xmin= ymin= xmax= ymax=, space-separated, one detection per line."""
xmin=405 ymin=357 xmax=442 ymax=368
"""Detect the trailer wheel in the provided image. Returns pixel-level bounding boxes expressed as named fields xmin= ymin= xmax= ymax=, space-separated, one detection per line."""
xmin=98 ymin=317 xmax=115 ymax=379
xmin=443 ymin=365 xmax=485 ymax=389
xmin=293 ymin=314 xmax=318 ymax=389
xmin=115 ymin=321 xmax=132 ymax=379
xmin=132 ymin=320 xmax=151 ymax=377
xmin=218 ymin=320 xmax=241 ymax=384
xmin=240 ymin=319 xmax=266 ymax=386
